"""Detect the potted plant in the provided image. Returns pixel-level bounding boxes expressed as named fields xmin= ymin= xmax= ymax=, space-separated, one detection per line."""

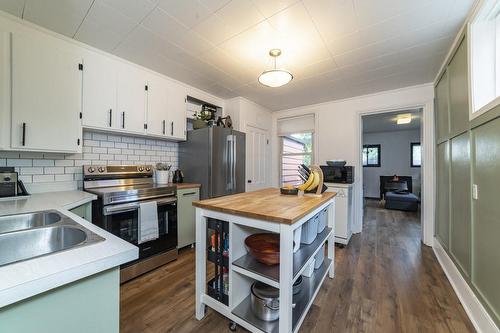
xmin=193 ymin=110 xmax=211 ymax=129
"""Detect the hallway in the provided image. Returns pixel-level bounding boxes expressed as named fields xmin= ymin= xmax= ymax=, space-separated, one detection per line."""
xmin=120 ymin=201 xmax=475 ymax=332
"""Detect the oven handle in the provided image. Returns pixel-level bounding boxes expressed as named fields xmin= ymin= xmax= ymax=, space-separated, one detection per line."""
xmin=108 ymin=192 xmax=176 ymax=205
xmin=103 ymin=197 xmax=177 ymax=215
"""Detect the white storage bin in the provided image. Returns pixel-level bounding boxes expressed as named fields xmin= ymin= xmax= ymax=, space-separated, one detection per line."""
xmin=301 ymin=214 xmax=319 ymax=244
xmin=302 ymin=259 xmax=315 ymax=277
xmin=314 ymin=245 xmax=325 ymax=269
xmin=293 ymin=226 xmax=302 ymax=253
xmin=317 ymin=208 xmax=327 ymax=233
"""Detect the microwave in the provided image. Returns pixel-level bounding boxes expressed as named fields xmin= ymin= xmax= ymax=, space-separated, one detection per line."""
xmin=320 ymin=165 xmax=354 ymax=184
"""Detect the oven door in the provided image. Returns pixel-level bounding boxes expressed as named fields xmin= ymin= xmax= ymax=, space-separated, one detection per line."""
xmin=102 ymin=197 xmax=178 ymax=260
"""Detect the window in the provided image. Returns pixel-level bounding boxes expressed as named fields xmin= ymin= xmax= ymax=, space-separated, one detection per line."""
xmin=280 ymin=133 xmax=313 ymax=185
xmin=470 ymin=0 xmax=500 ymax=116
xmin=362 ymin=144 xmax=380 ymax=167
xmin=411 ymin=142 xmax=421 ymax=167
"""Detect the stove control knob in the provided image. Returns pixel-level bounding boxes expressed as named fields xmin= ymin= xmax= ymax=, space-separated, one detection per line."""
xmin=145 ymin=166 xmax=151 ymax=172
xmin=98 ymin=166 xmax=105 ymax=173
xmin=138 ymin=166 xmax=144 ymax=172
xmin=87 ymin=167 xmax=95 ymax=173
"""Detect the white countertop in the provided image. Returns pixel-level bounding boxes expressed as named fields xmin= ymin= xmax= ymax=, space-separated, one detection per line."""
xmin=0 ymin=191 xmax=138 ymax=308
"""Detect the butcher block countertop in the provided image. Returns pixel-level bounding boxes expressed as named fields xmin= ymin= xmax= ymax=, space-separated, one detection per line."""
xmin=192 ymin=188 xmax=336 ymax=224
xmin=169 ymin=183 xmax=201 ymax=190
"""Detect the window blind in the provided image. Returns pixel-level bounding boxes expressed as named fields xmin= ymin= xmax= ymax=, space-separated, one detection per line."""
xmin=277 ymin=114 xmax=315 ymax=136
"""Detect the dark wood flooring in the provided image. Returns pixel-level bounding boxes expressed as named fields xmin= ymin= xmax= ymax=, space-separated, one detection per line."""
xmin=120 ymin=200 xmax=475 ymax=332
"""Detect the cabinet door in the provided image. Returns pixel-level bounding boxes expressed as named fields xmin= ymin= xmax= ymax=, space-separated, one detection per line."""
xmin=450 ymin=132 xmax=471 ymax=277
xmin=10 ymin=33 xmax=81 ymax=152
xmin=436 ymin=141 xmax=450 ymax=249
xmin=177 ymin=187 xmax=199 ymax=248
xmin=146 ymin=75 xmax=169 ymax=137
xmin=116 ymin=64 xmax=147 ymax=134
xmin=435 ymin=70 xmax=450 ymax=143
xmin=0 ymin=32 xmax=10 ymax=150
xmin=448 ymin=37 xmax=469 ymax=137
xmin=472 ymin=116 xmax=500 ymax=324
xmin=82 ymin=52 xmax=118 ymax=129
xmin=166 ymin=82 xmax=187 ymax=140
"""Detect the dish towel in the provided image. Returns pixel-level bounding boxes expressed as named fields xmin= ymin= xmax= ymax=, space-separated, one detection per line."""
xmin=138 ymin=201 xmax=159 ymax=244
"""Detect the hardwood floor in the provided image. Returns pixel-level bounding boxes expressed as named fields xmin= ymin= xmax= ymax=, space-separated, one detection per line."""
xmin=120 ymin=201 xmax=475 ymax=333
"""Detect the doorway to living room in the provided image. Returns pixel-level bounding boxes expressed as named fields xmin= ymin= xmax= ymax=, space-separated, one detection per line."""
xmin=361 ymin=109 xmax=423 ymax=230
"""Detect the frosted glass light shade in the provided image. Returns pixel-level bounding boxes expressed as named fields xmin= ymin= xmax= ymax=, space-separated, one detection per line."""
xmin=258 ymin=69 xmax=293 ymax=87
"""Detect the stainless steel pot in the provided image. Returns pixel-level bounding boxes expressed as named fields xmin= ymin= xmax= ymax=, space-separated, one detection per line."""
xmin=250 ymin=281 xmax=280 ymax=321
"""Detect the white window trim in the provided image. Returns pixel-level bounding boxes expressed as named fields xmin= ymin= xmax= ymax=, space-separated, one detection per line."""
xmin=279 ymin=133 xmax=314 ymax=186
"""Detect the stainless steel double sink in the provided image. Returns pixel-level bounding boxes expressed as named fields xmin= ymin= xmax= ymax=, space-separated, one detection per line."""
xmin=0 ymin=210 xmax=105 ymax=267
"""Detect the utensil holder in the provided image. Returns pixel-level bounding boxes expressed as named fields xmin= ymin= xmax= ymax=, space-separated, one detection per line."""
xmin=154 ymin=170 xmax=170 ymax=184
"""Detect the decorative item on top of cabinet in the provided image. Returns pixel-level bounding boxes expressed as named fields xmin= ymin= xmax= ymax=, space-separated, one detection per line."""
xmin=177 ymin=187 xmax=199 ymax=248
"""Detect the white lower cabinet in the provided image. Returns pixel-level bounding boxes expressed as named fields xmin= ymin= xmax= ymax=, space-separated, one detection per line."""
xmin=325 ymin=183 xmax=353 ymax=245
xmin=10 ymin=32 xmax=82 ymax=153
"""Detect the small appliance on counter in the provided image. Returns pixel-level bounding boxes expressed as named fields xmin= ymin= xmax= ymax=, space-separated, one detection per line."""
xmin=320 ymin=164 xmax=354 ymax=184
xmin=172 ymin=169 xmax=184 ymax=183
xmin=0 ymin=167 xmax=29 ymax=198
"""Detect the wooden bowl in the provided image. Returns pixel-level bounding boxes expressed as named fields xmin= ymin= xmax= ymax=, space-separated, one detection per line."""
xmin=280 ymin=187 xmax=298 ymax=195
xmin=245 ymin=233 xmax=280 ymax=266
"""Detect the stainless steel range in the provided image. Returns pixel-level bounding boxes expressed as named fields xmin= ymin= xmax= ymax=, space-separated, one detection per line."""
xmin=83 ymin=164 xmax=177 ymax=283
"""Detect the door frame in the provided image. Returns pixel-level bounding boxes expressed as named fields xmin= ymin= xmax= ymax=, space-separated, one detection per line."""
xmin=357 ymin=100 xmax=435 ymax=246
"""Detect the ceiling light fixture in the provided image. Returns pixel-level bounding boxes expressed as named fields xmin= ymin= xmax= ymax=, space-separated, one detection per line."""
xmin=258 ymin=49 xmax=293 ymax=88
xmin=396 ymin=113 xmax=412 ymax=125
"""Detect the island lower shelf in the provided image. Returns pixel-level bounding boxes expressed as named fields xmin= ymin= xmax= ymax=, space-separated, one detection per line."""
xmin=232 ymin=258 xmax=332 ymax=333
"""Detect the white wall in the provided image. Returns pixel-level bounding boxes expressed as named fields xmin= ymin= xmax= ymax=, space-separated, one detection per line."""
xmin=271 ymin=83 xmax=434 ymax=236
xmin=362 ymin=129 xmax=421 ymax=198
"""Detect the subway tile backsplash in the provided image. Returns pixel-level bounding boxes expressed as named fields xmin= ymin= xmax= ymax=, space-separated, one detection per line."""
xmin=0 ymin=131 xmax=178 ymax=190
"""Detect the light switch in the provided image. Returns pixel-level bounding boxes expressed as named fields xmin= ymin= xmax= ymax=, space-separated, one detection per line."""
xmin=472 ymin=184 xmax=478 ymax=200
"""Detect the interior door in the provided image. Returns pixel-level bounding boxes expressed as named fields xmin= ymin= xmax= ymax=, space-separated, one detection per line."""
xmin=146 ymin=75 xmax=168 ymax=137
xmin=82 ymin=51 xmax=117 ymax=129
xmin=116 ymin=64 xmax=147 ymax=134
xmin=10 ymin=32 xmax=81 ymax=152
xmin=245 ymin=125 xmax=269 ymax=192
xmin=210 ymin=127 xmax=233 ymax=198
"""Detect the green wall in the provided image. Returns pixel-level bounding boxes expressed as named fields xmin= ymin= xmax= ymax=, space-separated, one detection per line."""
xmin=434 ymin=33 xmax=500 ymax=327
xmin=0 ymin=268 xmax=120 ymax=333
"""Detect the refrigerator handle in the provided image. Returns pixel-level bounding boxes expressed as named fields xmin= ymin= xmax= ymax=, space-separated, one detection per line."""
xmin=232 ymin=134 xmax=237 ymax=192
xmin=226 ymin=135 xmax=233 ymax=191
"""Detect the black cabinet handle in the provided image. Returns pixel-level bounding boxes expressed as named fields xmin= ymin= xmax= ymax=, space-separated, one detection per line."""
xmin=109 ymin=109 xmax=112 ymax=127
xmin=22 ymin=122 xmax=26 ymax=146
xmin=162 ymin=120 xmax=166 ymax=135
xmin=182 ymin=192 xmax=196 ymax=196
xmin=171 ymin=121 xmax=173 ymax=136
xmin=122 ymin=112 xmax=125 ymax=129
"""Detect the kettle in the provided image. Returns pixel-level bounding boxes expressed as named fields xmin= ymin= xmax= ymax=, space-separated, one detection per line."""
xmin=172 ymin=169 xmax=184 ymax=183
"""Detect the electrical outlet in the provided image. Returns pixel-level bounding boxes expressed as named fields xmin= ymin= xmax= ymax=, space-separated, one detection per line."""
xmin=472 ymin=184 xmax=478 ymax=200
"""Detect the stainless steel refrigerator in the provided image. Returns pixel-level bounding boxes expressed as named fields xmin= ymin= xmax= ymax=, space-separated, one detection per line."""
xmin=179 ymin=127 xmax=245 ymax=199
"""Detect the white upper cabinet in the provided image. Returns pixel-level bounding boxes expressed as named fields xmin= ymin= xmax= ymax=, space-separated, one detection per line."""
xmin=116 ymin=63 xmax=147 ymax=134
xmin=146 ymin=74 xmax=169 ymax=137
xmin=82 ymin=51 xmax=118 ymax=130
xmin=167 ymin=81 xmax=187 ymax=140
xmin=10 ymin=32 xmax=82 ymax=152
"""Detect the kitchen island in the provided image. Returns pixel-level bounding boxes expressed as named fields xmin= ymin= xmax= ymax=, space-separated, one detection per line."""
xmin=193 ymin=188 xmax=336 ymax=333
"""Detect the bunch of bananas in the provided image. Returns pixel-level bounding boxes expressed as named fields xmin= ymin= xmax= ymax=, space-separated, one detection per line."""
xmin=297 ymin=171 xmax=320 ymax=191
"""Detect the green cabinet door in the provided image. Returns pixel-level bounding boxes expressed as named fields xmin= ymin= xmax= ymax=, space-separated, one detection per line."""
xmin=436 ymin=142 xmax=450 ymax=249
xmin=448 ymin=37 xmax=470 ymax=137
xmin=436 ymin=70 xmax=450 ymax=143
xmin=177 ymin=187 xmax=200 ymax=249
xmin=472 ymin=116 xmax=500 ymax=325
xmin=450 ymin=132 xmax=471 ymax=278
xmin=69 ymin=202 xmax=92 ymax=222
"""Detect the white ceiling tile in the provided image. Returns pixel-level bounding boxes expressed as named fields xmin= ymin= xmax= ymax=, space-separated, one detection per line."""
xmin=202 ymin=0 xmax=232 ymax=12
xmin=101 ymin=0 xmax=157 ymax=24
xmin=24 ymin=0 xmax=93 ymax=37
xmin=193 ymin=13 xmax=237 ymax=45
xmin=75 ymin=17 xmax=124 ymax=52
xmin=141 ymin=7 xmax=189 ymax=42
xmin=157 ymin=0 xmax=212 ymax=28
xmin=0 ymin=0 xmax=25 ymax=17
xmin=80 ymin=1 xmax=137 ymax=37
xmin=303 ymin=0 xmax=358 ymax=42
xmin=251 ymin=0 xmax=298 ymax=18
xmin=173 ymin=31 xmax=215 ymax=56
xmin=216 ymin=0 xmax=265 ymax=35
xmin=287 ymin=58 xmax=338 ymax=81
xmin=354 ymin=0 xmax=432 ymax=27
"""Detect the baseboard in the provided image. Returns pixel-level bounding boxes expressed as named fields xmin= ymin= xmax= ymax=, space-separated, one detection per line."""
xmin=433 ymin=238 xmax=499 ymax=333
